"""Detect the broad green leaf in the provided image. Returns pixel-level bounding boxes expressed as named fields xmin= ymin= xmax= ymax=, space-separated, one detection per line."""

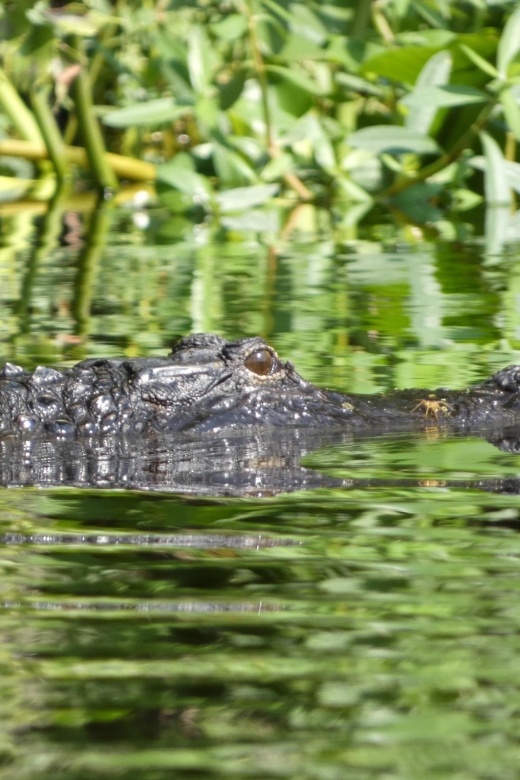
xmin=212 ymin=143 xmax=257 ymax=187
xmin=187 ymin=25 xmax=214 ymax=94
xmin=260 ymin=152 xmax=293 ymax=182
xmin=326 ymin=36 xmax=365 ymax=70
xmin=497 ymin=5 xmax=520 ymax=79
xmin=338 ymin=200 xmax=373 ymax=229
xmin=452 ymin=188 xmax=483 ymax=212
xmin=459 ymin=44 xmax=499 ymax=79
xmin=471 ymin=155 xmax=520 ymax=195
xmin=216 ymin=184 xmax=279 ymax=212
xmin=480 ymin=131 xmax=511 ymax=255
xmin=221 ymin=209 xmax=279 ymax=232
xmin=302 ymin=114 xmax=336 ymax=173
xmin=412 ymin=0 xmax=447 ymax=30
xmin=391 ymin=182 xmax=443 ymax=223
xmin=218 ymin=69 xmax=246 ymax=111
xmin=396 ymin=30 xmax=455 ymax=47
xmin=348 ymin=126 xmax=440 ymax=155
xmin=280 ymin=33 xmax=325 ymax=61
xmin=211 ymin=14 xmax=247 ymax=41
xmin=288 ymin=3 xmax=328 ymax=45
xmin=336 ymin=176 xmax=373 ymax=203
xmin=156 ymin=157 xmax=212 ymax=202
xmin=503 ymin=160 xmax=520 ymax=195
xmin=500 ymin=88 xmax=520 ymax=141
xmin=335 ymin=72 xmax=384 ymax=97
xmin=405 ymin=50 xmax=452 ymax=135
xmin=401 ymin=85 xmax=487 ymax=108
xmin=267 ymin=65 xmax=328 ymax=95
xmin=362 ymin=46 xmax=440 ymax=84
xmin=102 ymin=99 xmax=189 ymax=128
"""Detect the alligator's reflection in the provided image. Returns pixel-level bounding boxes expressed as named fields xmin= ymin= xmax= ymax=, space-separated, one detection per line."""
xmin=1 ymin=425 xmax=520 ymax=496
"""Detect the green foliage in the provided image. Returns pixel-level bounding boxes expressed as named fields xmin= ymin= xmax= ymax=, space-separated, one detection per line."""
xmin=1 ymin=1 xmax=520 ymax=237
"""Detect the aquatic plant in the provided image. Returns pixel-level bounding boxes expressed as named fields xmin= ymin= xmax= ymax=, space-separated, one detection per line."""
xmin=1 ymin=0 xmax=520 ymax=244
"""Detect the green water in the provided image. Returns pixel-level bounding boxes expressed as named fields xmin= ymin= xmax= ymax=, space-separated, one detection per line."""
xmin=2 ymin=203 xmax=520 ymax=778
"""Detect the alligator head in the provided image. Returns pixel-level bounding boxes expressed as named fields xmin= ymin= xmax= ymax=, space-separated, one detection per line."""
xmin=131 ymin=333 xmax=355 ymax=433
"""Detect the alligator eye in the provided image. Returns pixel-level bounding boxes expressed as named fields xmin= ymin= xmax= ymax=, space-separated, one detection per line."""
xmin=244 ymin=349 xmax=275 ymax=376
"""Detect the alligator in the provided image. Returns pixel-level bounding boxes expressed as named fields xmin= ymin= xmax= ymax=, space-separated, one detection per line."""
xmin=2 ymin=332 xmax=520 ymax=438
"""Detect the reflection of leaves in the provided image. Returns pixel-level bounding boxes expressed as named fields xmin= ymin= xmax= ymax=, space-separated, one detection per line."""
xmin=480 ymin=131 xmax=511 ymax=256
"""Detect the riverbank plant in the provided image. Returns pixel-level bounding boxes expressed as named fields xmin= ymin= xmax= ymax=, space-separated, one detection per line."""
xmin=1 ymin=0 xmax=520 ymax=244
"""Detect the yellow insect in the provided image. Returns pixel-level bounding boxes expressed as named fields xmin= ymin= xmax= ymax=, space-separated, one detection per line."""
xmin=411 ymin=396 xmax=454 ymax=421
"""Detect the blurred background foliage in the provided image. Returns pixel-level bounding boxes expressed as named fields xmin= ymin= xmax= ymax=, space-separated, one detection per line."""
xmin=1 ymin=0 xmax=520 ymax=241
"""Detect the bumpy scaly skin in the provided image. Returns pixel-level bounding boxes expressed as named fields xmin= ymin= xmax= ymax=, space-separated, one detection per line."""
xmin=1 ymin=333 xmax=520 ymax=438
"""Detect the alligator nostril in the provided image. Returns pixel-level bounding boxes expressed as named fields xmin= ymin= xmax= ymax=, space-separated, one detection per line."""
xmin=244 ymin=349 xmax=275 ymax=376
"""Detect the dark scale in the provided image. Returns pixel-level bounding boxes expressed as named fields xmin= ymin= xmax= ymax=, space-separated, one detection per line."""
xmin=1 ymin=334 xmax=520 ymax=440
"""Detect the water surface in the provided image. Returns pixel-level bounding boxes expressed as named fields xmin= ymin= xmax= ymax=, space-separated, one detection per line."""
xmin=1 ymin=202 xmax=520 ymax=778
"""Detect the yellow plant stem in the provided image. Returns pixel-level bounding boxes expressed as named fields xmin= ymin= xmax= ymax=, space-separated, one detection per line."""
xmin=0 ymin=139 xmax=156 ymax=182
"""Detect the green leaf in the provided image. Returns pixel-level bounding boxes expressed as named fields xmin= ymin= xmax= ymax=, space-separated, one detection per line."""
xmin=216 ymin=184 xmax=279 ymax=212
xmin=451 ymin=188 xmax=483 ymax=212
xmin=391 ymin=182 xmax=443 ymax=223
xmin=102 ymin=99 xmax=189 ymax=128
xmin=211 ymin=14 xmax=248 ymax=41
xmin=335 ymin=72 xmax=384 ymax=97
xmin=470 ymin=155 xmax=520 ymax=196
xmin=459 ymin=44 xmax=499 ymax=79
xmin=288 ymin=3 xmax=328 ymax=45
xmin=280 ymin=33 xmax=325 ymax=61
xmin=405 ymin=50 xmax=452 ymax=135
xmin=299 ymin=115 xmax=336 ymax=173
xmin=412 ymin=0 xmax=447 ymax=30
xmin=218 ymin=69 xmax=246 ymax=111
xmin=348 ymin=126 xmax=440 ymax=156
xmin=212 ymin=143 xmax=257 ymax=187
xmin=221 ymin=209 xmax=280 ymax=232
xmin=401 ymin=85 xmax=487 ymax=109
xmin=156 ymin=157 xmax=212 ymax=202
xmin=187 ymin=25 xmax=214 ymax=94
xmin=260 ymin=152 xmax=293 ymax=182
xmin=497 ymin=5 xmax=520 ymax=80
xmin=500 ymin=88 xmax=520 ymax=141
xmin=480 ymin=131 xmax=511 ymax=255
xmin=362 ymin=46 xmax=440 ymax=84
xmin=267 ymin=65 xmax=327 ymax=95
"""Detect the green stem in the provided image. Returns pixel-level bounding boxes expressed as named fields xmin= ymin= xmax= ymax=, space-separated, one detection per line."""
xmin=68 ymin=35 xmax=119 ymax=193
xmin=378 ymin=100 xmax=498 ymax=200
xmin=0 ymin=68 xmax=44 ymax=144
xmin=351 ymin=0 xmax=373 ymax=38
xmin=30 ymin=86 xmax=71 ymax=184
xmin=245 ymin=1 xmax=273 ymax=153
xmin=244 ymin=1 xmax=313 ymax=200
